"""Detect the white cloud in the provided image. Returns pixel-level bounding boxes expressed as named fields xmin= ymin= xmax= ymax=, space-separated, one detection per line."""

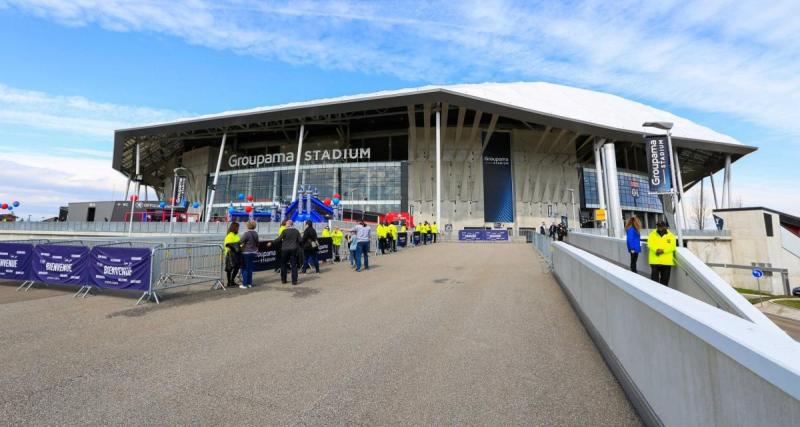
xmin=5 ymin=0 xmax=799 ymax=138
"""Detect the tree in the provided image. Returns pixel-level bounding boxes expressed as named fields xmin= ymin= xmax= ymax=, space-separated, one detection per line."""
xmin=687 ymin=180 xmax=712 ymax=230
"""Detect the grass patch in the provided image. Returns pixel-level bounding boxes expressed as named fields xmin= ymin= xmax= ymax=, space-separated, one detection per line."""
xmin=734 ymin=287 xmax=773 ymax=296
xmin=774 ymin=299 xmax=800 ymax=310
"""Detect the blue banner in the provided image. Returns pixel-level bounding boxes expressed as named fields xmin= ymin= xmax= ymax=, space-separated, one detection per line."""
xmin=458 ymin=230 xmax=510 ymax=241
xmin=398 ymin=233 xmax=408 ymax=247
xmin=484 ymin=230 xmax=509 ymax=241
xmin=0 ymin=243 xmax=34 ymax=281
xmin=459 ymin=230 xmax=483 ymax=241
xmin=33 ymin=244 xmax=89 ymax=286
xmin=482 ymin=132 xmax=514 ymax=223
xmin=318 ymin=237 xmax=332 ymax=261
xmin=89 ymin=247 xmax=151 ymax=291
xmin=253 ymin=242 xmax=280 ymax=271
xmin=645 ymin=135 xmax=673 ymax=194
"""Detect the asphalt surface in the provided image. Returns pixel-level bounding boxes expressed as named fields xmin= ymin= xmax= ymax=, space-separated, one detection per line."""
xmin=765 ymin=314 xmax=800 ymax=341
xmin=0 ymin=243 xmax=639 ymax=426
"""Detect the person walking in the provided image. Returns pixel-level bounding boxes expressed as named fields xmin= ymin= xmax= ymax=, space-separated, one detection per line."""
xmin=648 ymin=221 xmax=677 ymax=286
xmin=431 ymin=222 xmax=439 ymax=243
xmin=625 ymin=216 xmax=642 ymax=273
xmin=352 ymin=221 xmax=371 ymax=272
xmin=271 ymin=219 xmax=302 ymax=285
xmin=301 ymin=220 xmax=320 ymax=274
xmin=347 ymin=230 xmax=358 ymax=269
xmin=556 ymin=223 xmax=568 ymax=241
xmin=539 ymin=222 xmax=546 ymax=235
xmin=223 ymin=222 xmax=242 ymax=288
xmin=548 ymin=222 xmax=557 ymax=241
xmin=332 ymin=226 xmax=344 ymax=262
xmin=239 ymin=221 xmax=259 ymax=288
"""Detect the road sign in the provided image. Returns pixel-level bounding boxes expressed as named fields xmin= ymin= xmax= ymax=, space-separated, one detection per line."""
xmin=595 ymin=209 xmax=606 ymax=221
xmin=752 ymin=268 xmax=764 ymax=278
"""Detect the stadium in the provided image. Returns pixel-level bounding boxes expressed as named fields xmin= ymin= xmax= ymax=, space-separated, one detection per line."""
xmin=111 ymin=82 xmax=755 ymax=232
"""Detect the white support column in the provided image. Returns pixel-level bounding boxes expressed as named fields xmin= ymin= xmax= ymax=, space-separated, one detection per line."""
xmin=724 ymin=155 xmax=732 ymax=208
xmin=602 ymin=142 xmax=624 ymax=238
xmin=673 ymin=149 xmax=688 ymax=229
xmin=435 ymin=108 xmax=442 ymax=227
xmin=123 ymin=176 xmax=132 ymax=200
xmin=128 ymin=144 xmax=140 ymax=237
xmin=709 ymin=173 xmax=719 ymax=209
xmin=593 ymin=138 xmax=607 ymax=227
xmin=665 ymin=131 xmax=683 ymax=246
xmin=291 ymin=124 xmax=305 ymax=203
xmin=205 ymin=132 xmax=227 ymax=223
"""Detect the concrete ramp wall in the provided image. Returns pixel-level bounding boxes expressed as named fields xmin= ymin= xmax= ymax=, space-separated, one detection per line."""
xmin=566 ymin=232 xmax=782 ymax=334
xmin=551 ymin=242 xmax=800 ymax=425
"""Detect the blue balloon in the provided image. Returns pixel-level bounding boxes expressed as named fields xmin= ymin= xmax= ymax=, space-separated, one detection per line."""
xmin=8 ymin=206 xmax=12 ymax=211
xmin=228 ymin=207 xmax=235 ymax=214
xmin=332 ymin=197 xmax=340 ymax=205
xmin=12 ymin=201 xmax=19 ymax=207
xmin=159 ymin=201 xmax=167 ymax=208
xmin=192 ymin=201 xmax=200 ymax=209
xmin=238 ymin=193 xmax=245 ymax=200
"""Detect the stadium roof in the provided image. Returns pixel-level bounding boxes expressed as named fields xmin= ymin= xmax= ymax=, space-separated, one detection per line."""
xmin=113 ymin=82 xmax=756 ymax=188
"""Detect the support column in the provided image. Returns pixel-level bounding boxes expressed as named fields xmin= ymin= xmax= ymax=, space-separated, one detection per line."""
xmin=724 ymin=155 xmax=732 ymax=208
xmin=291 ymin=124 xmax=305 ymax=203
xmin=602 ymin=142 xmax=624 ymax=238
xmin=435 ymin=108 xmax=442 ymax=227
xmin=205 ymin=133 xmax=227 ymax=223
xmin=128 ymin=144 xmax=140 ymax=236
xmin=709 ymin=172 xmax=719 ymax=209
xmin=673 ymin=150 xmax=688 ymax=229
xmin=593 ymin=139 xmax=607 ymax=228
xmin=123 ymin=176 xmax=132 ymax=200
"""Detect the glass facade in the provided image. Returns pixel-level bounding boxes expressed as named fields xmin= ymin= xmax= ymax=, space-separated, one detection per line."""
xmin=209 ymin=162 xmax=403 ymax=216
xmin=580 ymin=167 xmax=662 ymax=212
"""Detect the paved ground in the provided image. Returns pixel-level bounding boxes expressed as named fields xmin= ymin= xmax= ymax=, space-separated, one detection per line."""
xmin=0 ymin=243 xmax=639 ymax=426
xmin=765 ymin=314 xmax=800 ymax=341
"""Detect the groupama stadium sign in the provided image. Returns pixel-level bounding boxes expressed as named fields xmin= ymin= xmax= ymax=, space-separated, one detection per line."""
xmin=228 ymin=148 xmax=371 ymax=169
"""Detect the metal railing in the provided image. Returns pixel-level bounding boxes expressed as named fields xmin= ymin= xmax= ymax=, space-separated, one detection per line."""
xmin=532 ymin=232 xmax=555 ymax=267
xmin=146 ymin=243 xmax=225 ymax=303
xmin=0 ymin=221 xmax=233 ymax=234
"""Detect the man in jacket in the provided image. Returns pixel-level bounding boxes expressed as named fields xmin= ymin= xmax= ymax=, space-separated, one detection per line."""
xmin=270 ymin=219 xmax=302 ymax=285
xmin=388 ymin=222 xmax=398 ymax=252
xmin=647 ymin=221 xmax=677 ymax=287
xmin=377 ymin=222 xmax=388 ymax=254
xmin=331 ymin=226 xmax=344 ymax=262
xmin=431 ymin=222 xmax=439 ymax=243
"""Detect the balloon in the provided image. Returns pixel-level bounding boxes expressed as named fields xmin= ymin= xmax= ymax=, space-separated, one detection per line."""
xmin=246 ymin=194 xmax=254 ymax=202
xmin=159 ymin=201 xmax=167 ymax=208
xmin=228 ymin=207 xmax=235 ymax=214
xmin=323 ymin=198 xmax=332 ymax=206
xmin=238 ymin=193 xmax=245 ymax=200
xmin=333 ymin=193 xmax=341 ymax=199
xmin=1 ymin=203 xmax=7 ymax=209
xmin=7 ymin=206 xmax=11 ymax=211
xmin=192 ymin=201 xmax=200 ymax=209
xmin=332 ymin=198 xmax=340 ymax=205
xmin=244 ymin=205 xmax=253 ymax=213
xmin=130 ymin=195 xmax=138 ymax=202
xmin=12 ymin=201 xmax=19 ymax=207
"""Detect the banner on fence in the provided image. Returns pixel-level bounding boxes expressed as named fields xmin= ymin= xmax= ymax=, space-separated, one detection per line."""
xmin=89 ymin=247 xmax=151 ymax=291
xmin=0 ymin=242 xmax=34 ymax=281
xmin=398 ymin=233 xmax=408 ymax=247
xmin=33 ymin=244 xmax=89 ymax=286
xmin=318 ymin=237 xmax=333 ymax=261
xmin=253 ymin=241 xmax=279 ymax=271
xmin=484 ymin=230 xmax=509 ymax=241
xmin=458 ymin=230 xmax=483 ymax=241
xmin=458 ymin=230 xmax=510 ymax=241
xmin=413 ymin=231 xmax=420 ymax=245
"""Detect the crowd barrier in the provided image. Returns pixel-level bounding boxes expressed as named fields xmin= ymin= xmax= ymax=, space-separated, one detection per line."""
xmin=0 ymin=239 xmax=224 ymax=304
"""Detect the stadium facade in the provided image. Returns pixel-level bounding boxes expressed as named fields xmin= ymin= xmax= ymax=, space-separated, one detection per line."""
xmin=112 ymin=82 xmax=755 ymax=233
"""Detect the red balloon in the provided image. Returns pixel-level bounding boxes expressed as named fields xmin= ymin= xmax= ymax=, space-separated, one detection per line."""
xmin=1 ymin=203 xmax=7 ymax=209
xmin=323 ymin=198 xmax=332 ymax=206
xmin=130 ymin=195 xmax=138 ymax=202
xmin=333 ymin=193 xmax=341 ymax=199
xmin=244 ymin=205 xmax=253 ymax=213
xmin=246 ymin=194 xmax=254 ymax=202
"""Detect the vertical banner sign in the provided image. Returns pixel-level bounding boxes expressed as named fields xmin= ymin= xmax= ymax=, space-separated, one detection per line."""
xmin=645 ymin=135 xmax=673 ymax=193
xmin=33 ymin=244 xmax=89 ymax=286
xmin=90 ymin=247 xmax=151 ymax=291
xmin=317 ymin=237 xmax=333 ymax=261
xmin=175 ymin=176 xmax=188 ymax=206
xmin=482 ymin=132 xmax=514 ymax=223
xmin=397 ymin=233 xmax=408 ymax=247
xmin=0 ymin=243 xmax=34 ymax=281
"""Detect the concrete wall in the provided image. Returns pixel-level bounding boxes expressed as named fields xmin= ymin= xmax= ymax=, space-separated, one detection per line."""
xmin=551 ymin=242 xmax=800 ymax=426
xmin=566 ymin=232 xmax=783 ymax=333
xmin=408 ymin=125 xmax=579 ymax=229
xmin=66 ymin=202 xmax=116 ymax=222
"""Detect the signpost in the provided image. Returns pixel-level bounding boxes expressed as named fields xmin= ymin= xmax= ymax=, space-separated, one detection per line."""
xmin=752 ymin=267 xmax=764 ymax=306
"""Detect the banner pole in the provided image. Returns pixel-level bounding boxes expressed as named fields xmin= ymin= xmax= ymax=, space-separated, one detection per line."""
xmin=291 ymin=124 xmax=305 ymax=203
xmin=128 ymin=144 xmax=140 ymax=237
xmin=169 ymin=170 xmax=178 ymax=236
xmin=205 ymin=132 xmax=227 ymax=223
xmin=665 ymin=130 xmax=683 ymax=247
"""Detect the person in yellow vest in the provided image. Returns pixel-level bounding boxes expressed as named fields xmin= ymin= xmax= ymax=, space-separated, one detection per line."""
xmin=400 ymin=223 xmax=407 ymax=248
xmin=648 ymin=221 xmax=677 ymax=287
xmin=278 ymin=219 xmax=287 ymax=237
xmin=321 ymin=226 xmax=331 ymax=238
xmin=376 ymin=222 xmax=387 ymax=254
xmin=223 ymin=222 xmax=241 ymax=287
xmin=331 ymin=226 xmax=344 ymax=262
xmin=421 ymin=221 xmax=430 ymax=245
xmin=388 ymin=222 xmax=398 ymax=252
xmin=431 ymin=222 xmax=439 ymax=243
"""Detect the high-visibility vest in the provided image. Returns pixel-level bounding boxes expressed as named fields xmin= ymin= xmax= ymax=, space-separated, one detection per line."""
xmin=332 ymin=230 xmax=344 ymax=246
xmin=647 ymin=230 xmax=677 ymax=266
xmin=278 ymin=225 xmax=286 ymax=236
xmin=400 ymin=225 xmax=407 ymax=233
xmin=431 ymin=224 xmax=438 ymax=233
xmin=376 ymin=224 xmax=386 ymax=238
xmin=389 ymin=224 xmax=398 ymax=238
xmin=322 ymin=229 xmax=331 ymax=238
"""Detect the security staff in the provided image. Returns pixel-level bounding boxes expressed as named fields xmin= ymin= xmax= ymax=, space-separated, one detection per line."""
xmin=278 ymin=219 xmax=287 ymax=237
xmin=431 ymin=222 xmax=439 ymax=243
xmin=647 ymin=221 xmax=677 ymax=287
xmin=389 ymin=222 xmax=398 ymax=252
xmin=321 ymin=226 xmax=331 ymax=238
xmin=376 ymin=222 xmax=388 ymax=254
xmin=421 ymin=222 xmax=430 ymax=245
xmin=331 ymin=227 xmax=344 ymax=262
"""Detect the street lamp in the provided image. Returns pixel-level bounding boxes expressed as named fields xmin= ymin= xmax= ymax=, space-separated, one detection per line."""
xmin=565 ymin=189 xmax=577 ymax=230
xmin=642 ymin=121 xmax=683 ymax=248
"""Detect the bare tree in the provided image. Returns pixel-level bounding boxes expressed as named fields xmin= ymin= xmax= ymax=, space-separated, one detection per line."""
xmin=687 ymin=180 xmax=712 ymax=230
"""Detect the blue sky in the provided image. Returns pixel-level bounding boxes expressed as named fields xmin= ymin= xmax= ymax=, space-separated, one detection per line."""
xmin=0 ymin=0 xmax=797 ymax=219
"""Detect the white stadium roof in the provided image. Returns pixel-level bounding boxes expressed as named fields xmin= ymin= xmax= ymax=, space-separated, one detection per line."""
xmin=148 ymin=81 xmax=740 ymax=146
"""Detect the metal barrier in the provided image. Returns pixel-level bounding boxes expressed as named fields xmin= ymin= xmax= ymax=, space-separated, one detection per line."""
xmin=532 ymin=232 xmax=555 ymax=267
xmin=143 ymin=243 xmax=225 ymax=304
xmin=0 ymin=220 xmax=233 ymax=234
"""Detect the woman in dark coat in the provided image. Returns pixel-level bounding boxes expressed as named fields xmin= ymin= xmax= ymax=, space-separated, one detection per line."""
xmin=301 ymin=220 xmax=320 ymax=274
